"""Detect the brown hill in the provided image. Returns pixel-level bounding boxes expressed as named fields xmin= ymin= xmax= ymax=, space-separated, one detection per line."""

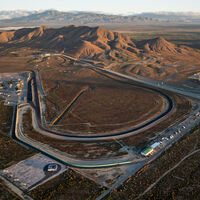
xmin=137 ymin=36 xmax=200 ymax=61
xmin=137 ymin=37 xmax=179 ymax=53
xmin=0 ymin=25 xmax=138 ymax=58
xmin=0 ymin=31 xmax=15 ymax=43
xmin=0 ymin=26 xmax=199 ymax=61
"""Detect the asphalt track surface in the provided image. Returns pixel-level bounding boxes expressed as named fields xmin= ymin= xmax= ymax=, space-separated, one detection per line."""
xmin=27 ymin=68 xmax=174 ymax=141
xmin=9 ymin=55 xmax=176 ymax=169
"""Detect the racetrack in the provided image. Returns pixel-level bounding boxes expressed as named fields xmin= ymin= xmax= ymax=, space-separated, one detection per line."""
xmin=10 ymin=53 xmax=196 ymax=170
xmin=28 ymin=66 xmax=174 ymax=141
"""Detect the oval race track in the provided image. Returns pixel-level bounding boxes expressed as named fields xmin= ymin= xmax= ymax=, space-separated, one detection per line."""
xmin=29 ymin=69 xmax=174 ymax=141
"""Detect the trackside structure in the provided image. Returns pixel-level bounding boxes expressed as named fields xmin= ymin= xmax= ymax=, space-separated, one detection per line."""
xmin=141 ymin=142 xmax=161 ymax=157
xmin=141 ymin=147 xmax=154 ymax=157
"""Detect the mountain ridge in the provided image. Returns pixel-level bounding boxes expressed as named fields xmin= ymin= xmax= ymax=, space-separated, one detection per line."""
xmin=0 ymin=10 xmax=200 ymax=27
xmin=0 ymin=25 xmax=199 ymax=60
xmin=0 ymin=25 xmax=138 ymax=58
xmin=0 ymin=10 xmax=155 ymax=26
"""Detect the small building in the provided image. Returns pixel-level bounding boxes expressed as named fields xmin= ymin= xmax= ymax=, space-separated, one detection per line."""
xmin=40 ymin=53 xmax=51 ymax=57
xmin=47 ymin=164 xmax=58 ymax=172
xmin=141 ymin=147 xmax=154 ymax=157
xmin=151 ymin=142 xmax=160 ymax=148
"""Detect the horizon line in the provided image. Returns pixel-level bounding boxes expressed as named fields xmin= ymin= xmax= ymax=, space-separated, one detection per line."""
xmin=0 ymin=9 xmax=200 ymax=16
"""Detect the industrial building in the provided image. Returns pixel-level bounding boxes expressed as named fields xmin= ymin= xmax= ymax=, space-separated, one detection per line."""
xmin=141 ymin=147 xmax=154 ymax=157
xmin=141 ymin=142 xmax=161 ymax=157
xmin=151 ymin=142 xmax=160 ymax=148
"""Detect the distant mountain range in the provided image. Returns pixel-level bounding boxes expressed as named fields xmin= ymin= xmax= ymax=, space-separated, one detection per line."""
xmin=0 ymin=10 xmax=200 ymax=28
xmin=0 ymin=10 xmax=200 ymax=27
xmin=0 ymin=10 xmax=154 ymax=27
xmin=137 ymin=12 xmax=200 ymax=22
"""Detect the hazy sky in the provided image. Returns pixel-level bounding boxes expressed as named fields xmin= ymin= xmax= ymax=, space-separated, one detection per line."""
xmin=1 ymin=0 xmax=200 ymax=14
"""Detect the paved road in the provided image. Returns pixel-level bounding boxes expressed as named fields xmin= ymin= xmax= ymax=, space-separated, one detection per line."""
xmin=58 ymin=53 xmax=200 ymax=100
xmin=31 ymin=53 xmax=200 ymax=101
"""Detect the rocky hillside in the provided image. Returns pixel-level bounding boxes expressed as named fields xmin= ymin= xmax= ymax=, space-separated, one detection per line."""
xmin=0 ymin=25 xmax=139 ymax=58
xmin=137 ymin=37 xmax=200 ymax=58
xmin=0 ymin=25 xmax=199 ymax=60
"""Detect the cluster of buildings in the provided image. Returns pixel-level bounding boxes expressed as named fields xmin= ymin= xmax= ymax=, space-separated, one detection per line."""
xmin=0 ymin=78 xmax=25 ymax=105
xmin=0 ymin=79 xmax=24 ymax=94
xmin=189 ymin=72 xmax=200 ymax=81
xmin=141 ymin=124 xmax=188 ymax=157
xmin=141 ymin=119 xmax=191 ymax=157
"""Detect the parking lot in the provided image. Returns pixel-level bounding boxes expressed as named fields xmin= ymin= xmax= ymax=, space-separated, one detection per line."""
xmin=0 ymin=153 xmax=67 ymax=191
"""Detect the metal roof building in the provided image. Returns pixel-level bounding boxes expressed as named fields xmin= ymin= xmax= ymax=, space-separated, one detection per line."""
xmin=141 ymin=147 xmax=154 ymax=157
xmin=151 ymin=142 xmax=160 ymax=148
